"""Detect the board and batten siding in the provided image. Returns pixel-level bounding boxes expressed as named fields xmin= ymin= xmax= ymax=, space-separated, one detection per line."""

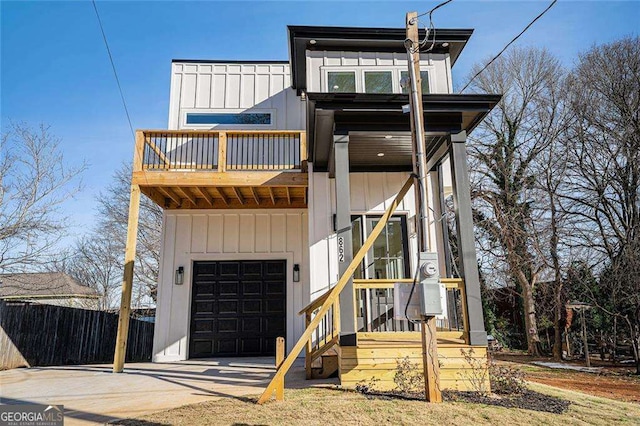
xmin=168 ymin=62 xmax=305 ymax=131
xmin=307 ymin=168 xmax=449 ymax=315
xmin=305 ymin=51 xmax=453 ymax=94
xmin=152 ymin=209 xmax=309 ymax=361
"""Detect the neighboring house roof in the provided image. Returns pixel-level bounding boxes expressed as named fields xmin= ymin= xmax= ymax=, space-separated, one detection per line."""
xmin=0 ymin=272 xmax=100 ymax=300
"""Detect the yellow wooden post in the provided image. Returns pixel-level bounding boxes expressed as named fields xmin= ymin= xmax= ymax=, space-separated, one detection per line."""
xmin=458 ymin=281 xmax=470 ymax=345
xmin=218 ymin=131 xmax=227 ymax=172
xmin=421 ymin=318 xmax=442 ymax=402
xmin=133 ymin=131 xmax=144 ymax=171
xmin=113 ymin=183 xmax=141 ymax=373
xmin=275 ymin=337 xmax=285 ymax=401
xmin=304 ymin=313 xmax=313 ymax=379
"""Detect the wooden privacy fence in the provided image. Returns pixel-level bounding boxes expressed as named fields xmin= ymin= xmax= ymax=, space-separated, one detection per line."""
xmin=0 ymin=301 xmax=153 ymax=370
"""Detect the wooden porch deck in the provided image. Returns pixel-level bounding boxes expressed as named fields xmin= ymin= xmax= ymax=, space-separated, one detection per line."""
xmin=132 ymin=129 xmax=308 ymax=209
xmin=301 ymin=278 xmax=489 ymax=392
xmin=339 ymin=333 xmax=488 ymax=392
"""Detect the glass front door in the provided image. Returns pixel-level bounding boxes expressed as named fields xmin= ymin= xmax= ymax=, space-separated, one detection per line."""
xmin=351 ymin=215 xmax=409 ymax=280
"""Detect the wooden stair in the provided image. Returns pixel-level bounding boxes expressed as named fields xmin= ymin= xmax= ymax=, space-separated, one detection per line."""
xmin=257 ymin=176 xmax=415 ymax=403
xmin=310 ymin=347 xmax=339 ymax=379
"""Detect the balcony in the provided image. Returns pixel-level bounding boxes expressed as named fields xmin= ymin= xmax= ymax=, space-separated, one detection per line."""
xmin=132 ymin=130 xmax=308 ymax=209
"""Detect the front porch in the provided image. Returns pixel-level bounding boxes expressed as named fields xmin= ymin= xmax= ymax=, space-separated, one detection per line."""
xmin=301 ymin=278 xmax=488 ymax=392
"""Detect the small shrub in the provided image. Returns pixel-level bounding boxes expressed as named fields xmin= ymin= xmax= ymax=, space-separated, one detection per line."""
xmin=457 ymin=348 xmax=490 ymax=395
xmin=393 ymin=356 xmax=424 ymax=394
xmin=354 ymin=377 xmax=380 ymax=394
xmin=489 ymin=359 xmax=527 ymax=395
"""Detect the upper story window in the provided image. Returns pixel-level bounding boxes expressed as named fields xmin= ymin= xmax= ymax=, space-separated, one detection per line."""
xmin=323 ymin=66 xmax=433 ymax=94
xmin=185 ymin=112 xmax=272 ymax=126
xmin=400 ymin=70 xmax=430 ymax=94
xmin=364 ymin=71 xmax=393 ymax=93
xmin=328 ymin=71 xmax=356 ymax=92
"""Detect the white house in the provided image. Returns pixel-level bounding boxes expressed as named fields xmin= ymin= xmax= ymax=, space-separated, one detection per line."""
xmin=117 ymin=24 xmax=500 ymax=391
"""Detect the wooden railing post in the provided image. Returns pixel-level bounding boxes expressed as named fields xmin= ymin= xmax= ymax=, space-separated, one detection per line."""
xmin=218 ymin=131 xmax=227 ymax=172
xmin=458 ymin=281 xmax=470 ymax=344
xmin=133 ymin=131 xmax=144 ymax=172
xmin=275 ymin=337 xmax=285 ymax=401
xmin=304 ymin=313 xmax=312 ymax=379
xmin=299 ymin=132 xmax=307 ymax=169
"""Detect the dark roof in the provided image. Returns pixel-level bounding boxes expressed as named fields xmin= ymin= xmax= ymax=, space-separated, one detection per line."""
xmin=306 ymin=92 xmax=501 ymax=172
xmin=0 ymin=273 xmax=100 ymax=300
xmin=288 ymin=25 xmax=473 ymax=93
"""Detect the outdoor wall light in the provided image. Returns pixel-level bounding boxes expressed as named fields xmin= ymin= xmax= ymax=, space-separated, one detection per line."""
xmin=293 ymin=264 xmax=300 ymax=282
xmin=175 ymin=266 xmax=184 ymax=285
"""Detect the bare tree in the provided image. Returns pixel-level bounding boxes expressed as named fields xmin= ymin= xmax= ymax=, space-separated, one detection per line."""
xmin=467 ymin=47 xmax=567 ymax=356
xmin=97 ymin=164 xmax=162 ymax=301
xmin=563 ymin=36 xmax=640 ymax=372
xmin=53 ymin=233 xmax=121 ymax=310
xmin=0 ymin=123 xmax=84 ymax=272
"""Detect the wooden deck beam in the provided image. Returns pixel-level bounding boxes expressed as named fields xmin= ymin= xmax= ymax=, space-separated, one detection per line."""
xmin=269 ymin=187 xmax=276 ymax=205
xmin=194 ymin=187 xmax=214 ymax=207
xmin=157 ymin=186 xmax=181 ymax=206
xmin=174 ymin=186 xmax=197 ymax=206
xmin=132 ymin=170 xmax=308 ymax=188
xmin=250 ymin=187 xmax=261 ymax=205
xmin=214 ymin=187 xmax=229 ymax=206
xmin=232 ymin=187 xmax=245 ymax=205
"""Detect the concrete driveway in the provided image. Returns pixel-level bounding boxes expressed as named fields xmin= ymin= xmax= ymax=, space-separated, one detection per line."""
xmin=0 ymin=357 xmax=335 ymax=425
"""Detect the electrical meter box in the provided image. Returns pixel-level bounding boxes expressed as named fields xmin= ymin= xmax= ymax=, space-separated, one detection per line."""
xmin=419 ymin=252 xmax=443 ymax=316
xmin=394 ymin=252 xmax=443 ymax=320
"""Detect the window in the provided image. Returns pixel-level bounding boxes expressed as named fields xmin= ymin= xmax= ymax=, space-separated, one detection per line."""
xmin=400 ymin=70 xmax=430 ymax=94
xmin=186 ymin=112 xmax=271 ymax=125
xmin=328 ymin=71 xmax=356 ymax=93
xmin=364 ymin=71 xmax=393 ymax=93
xmin=351 ymin=215 xmax=409 ymax=280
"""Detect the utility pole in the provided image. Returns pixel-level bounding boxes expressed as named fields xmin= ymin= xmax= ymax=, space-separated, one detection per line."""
xmin=406 ymin=11 xmax=442 ymax=403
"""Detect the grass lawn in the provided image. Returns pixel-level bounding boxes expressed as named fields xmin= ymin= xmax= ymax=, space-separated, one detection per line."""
xmin=115 ymin=383 xmax=640 ymax=426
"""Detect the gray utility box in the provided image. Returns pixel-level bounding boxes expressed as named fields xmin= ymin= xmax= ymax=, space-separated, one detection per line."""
xmin=394 ymin=252 xmax=443 ymax=321
xmin=419 ymin=252 xmax=443 ymax=316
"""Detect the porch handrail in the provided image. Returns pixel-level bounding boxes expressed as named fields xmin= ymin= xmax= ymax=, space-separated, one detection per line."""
xmin=353 ymin=277 xmax=469 ymax=342
xmin=134 ymin=129 xmax=306 ymax=172
xmin=298 ymin=288 xmax=332 ymax=315
xmin=257 ymin=175 xmax=415 ymax=404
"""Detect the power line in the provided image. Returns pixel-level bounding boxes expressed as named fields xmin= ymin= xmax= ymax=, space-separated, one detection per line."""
xmin=415 ymin=0 xmax=454 ymax=20
xmin=458 ymin=0 xmax=558 ymax=93
xmin=410 ymin=0 xmax=455 ymax=53
xmin=91 ymin=0 xmax=135 ymax=140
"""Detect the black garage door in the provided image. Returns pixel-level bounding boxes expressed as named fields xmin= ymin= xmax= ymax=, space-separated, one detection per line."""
xmin=189 ymin=260 xmax=286 ymax=357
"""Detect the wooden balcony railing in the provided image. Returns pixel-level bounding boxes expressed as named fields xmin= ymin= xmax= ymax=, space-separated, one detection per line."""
xmin=353 ymin=278 xmax=469 ymax=343
xmin=298 ymin=294 xmax=340 ymax=379
xmin=135 ymin=130 xmax=306 ymax=172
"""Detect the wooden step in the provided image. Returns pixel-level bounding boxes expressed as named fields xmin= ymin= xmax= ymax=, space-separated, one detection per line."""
xmin=310 ymin=353 xmax=339 ymax=379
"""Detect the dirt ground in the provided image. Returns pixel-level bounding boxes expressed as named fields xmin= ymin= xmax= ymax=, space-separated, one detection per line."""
xmin=492 ymin=352 xmax=640 ymax=404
